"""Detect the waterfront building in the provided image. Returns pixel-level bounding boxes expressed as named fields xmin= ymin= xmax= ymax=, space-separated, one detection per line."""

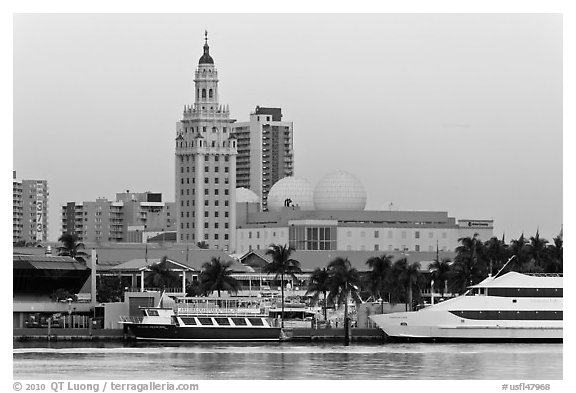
xmin=232 ymin=106 xmax=294 ymax=210
xmin=175 ymin=32 xmax=237 ymax=251
xmin=13 ymin=171 xmax=49 ymax=244
xmin=13 ymin=253 xmax=91 ymax=328
xmin=235 ymin=171 xmax=493 ymax=254
xmin=61 ymin=191 xmax=174 ymax=243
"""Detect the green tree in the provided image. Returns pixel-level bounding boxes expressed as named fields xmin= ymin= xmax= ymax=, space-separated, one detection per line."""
xmin=429 ymin=258 xmax=451 ymax=297
xmin=365 ymin=254 xmax=393 ymax=313
xmin=508 ymin=234 xmax=532 ymax=272
xmin=526 ymin=230 xmax=548 ymax=272
xmin=145 ymin=256 xmax=181 ymax=291
xmin=544 ymin=233 xmax=563 ymax=273
xmin=450 ymin=234 xmax=488 ymax=293
xmin=306 ymin=267 xmax=331 ymax=321
xmin=197 ymin=241 xmax=210 ymax=249
xmin=199 ymin=257 xmax=240 ymax=297
xmin=327 ymin=257 xmax=362 ymax=343
xmin=484 ymin=236 xmax=508 ymax=276
xmin=96 ymin=275 xmax=124 ymax=303
xmin=57 ymin=233 xmax=88 ymax=263
xmin=392 ymin=258 xmax=422 ymax=311
xmin=263 ymin=244 xmax=302 ymax=328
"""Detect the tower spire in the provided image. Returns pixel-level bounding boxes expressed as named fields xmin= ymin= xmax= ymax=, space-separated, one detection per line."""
xmin=199 ymin=30 xmax=214 ymax=64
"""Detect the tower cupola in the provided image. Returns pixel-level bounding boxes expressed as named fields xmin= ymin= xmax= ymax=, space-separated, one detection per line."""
xmin=198 ymin=30 xmax=214 ymax=64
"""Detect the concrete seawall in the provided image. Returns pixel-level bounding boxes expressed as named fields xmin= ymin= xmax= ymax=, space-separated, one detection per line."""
xmin=14 ymin=328 xmax=386 ymax=343
xmin=285 ymin=328 xmax=385 ymax=342
xmin=14 ymin=328 xmax=125 ymax=341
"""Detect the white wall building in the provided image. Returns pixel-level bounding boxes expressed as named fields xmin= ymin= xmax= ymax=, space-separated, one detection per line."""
xmin=235 ymin=171 xmax=493 ymax=254
xmin=232 ymin=106 xmax=294 ymax=211
xmin=174 ymin=32 xmax=237 ymax=251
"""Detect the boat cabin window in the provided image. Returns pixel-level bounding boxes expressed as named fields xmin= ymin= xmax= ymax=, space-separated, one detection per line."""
xmin=248 ymin=318 xmax=264 ymax=326
xmin=466 ymin=288 xmax=487 ymax=296
xmin=215 ymin=317 xmax=231 ymax=326
xmin=198 ymin=317 xmax=214 ymax=326
xmin=146 ymin=310 xmax=159 ymax=316
xmin=232 ymin=318 xmax=248 ymax=326
xmin=180 ymin=317 xmax=197 ymax=325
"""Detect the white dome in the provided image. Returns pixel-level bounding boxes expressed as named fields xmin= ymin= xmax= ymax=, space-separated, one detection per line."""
xmin=267 ymin=177 xmax=315 ymax=211
xmin=314 ymin=171 xmax=367 ymax=210
xmin=236 ymin=188 xmax=260 ymax=204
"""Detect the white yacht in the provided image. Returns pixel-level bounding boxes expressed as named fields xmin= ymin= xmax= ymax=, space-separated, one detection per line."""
xmin=369 ymin=271 xmax=562 ymax=342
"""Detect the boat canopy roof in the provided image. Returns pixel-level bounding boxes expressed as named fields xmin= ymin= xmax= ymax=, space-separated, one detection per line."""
xmin=470 ymin=271 xmax=563 ymax=289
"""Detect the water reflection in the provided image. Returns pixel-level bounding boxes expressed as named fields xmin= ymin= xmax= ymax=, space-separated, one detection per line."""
xmin=13 ymin=342 xmax=562 ymax=380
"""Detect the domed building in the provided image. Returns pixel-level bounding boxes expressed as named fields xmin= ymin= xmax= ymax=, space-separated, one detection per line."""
xmin=235 ymin=188 xmax=261 ymax=204
xmin=266 ymin=177 xmax=315 ymax=212
xmin=313 ymin=171 xmax=367 ymax=211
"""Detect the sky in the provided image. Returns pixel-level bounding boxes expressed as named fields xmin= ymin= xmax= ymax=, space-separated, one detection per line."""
xmin=12 ymin=13 xmax=563 ymax=242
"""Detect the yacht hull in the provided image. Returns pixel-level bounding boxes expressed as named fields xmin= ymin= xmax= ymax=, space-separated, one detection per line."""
xmin=370 ymin=312 xmax=563 ymax=343
xmin=126 ymin=324 xmax=282 ymax=342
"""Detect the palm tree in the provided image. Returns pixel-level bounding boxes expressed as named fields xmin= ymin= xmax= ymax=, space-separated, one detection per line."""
xmin=199 ymin=257 xmax=240 ymax=297
xmin=484 ymin=236 xmax=508 ymax=276
xmin=451 ymin=234 xmax=488 ymax=292
xmin=526 ymin=230 xmax=548 ymax=272
xmin=543 ymin=233 xmax=563 ymax=273
xmin=508 ymin=234 xmax=531 ymax=272
xmin=57 ymin=233 xmax=89 ymax=263
xmin=429 ymin=258 xmax=451 ymax=297
xmin=365 ymin=254 xmax=393 ymax=313
xmin=145 ymin=256 xmax=181 ymax=291
xmin=263 ymin=244 xmax=302 ymax=328
xmin=392 ymin=258 xmax=422 ymax=311
xmin=306 ymin=267 xmax=331 ymax=321
xmin=327 ymin=257 xmax=362 ymax=344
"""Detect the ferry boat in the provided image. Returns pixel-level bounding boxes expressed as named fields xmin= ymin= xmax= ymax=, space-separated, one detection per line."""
xmin=120 ymin=297 xmax=282 ymax=342
xmin=369 ymin=271 xmax=563 ymax=342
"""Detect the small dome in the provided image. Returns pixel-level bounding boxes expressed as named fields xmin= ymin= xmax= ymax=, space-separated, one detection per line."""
xmin=199 ymin=43 xmax=214 ymax=64
xmin=314 ymin=171 xmax=367 ymax=210
xmin=267 ymin=177 xmax=315 ymax=212
xmin=236 ymin=188 xmax=260 ymax=204
xmin=199 ymin=32 xmax=214 ymax=64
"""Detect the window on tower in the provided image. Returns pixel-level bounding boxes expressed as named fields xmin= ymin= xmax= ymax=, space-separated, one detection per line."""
xmin=209 ymin=89 xmax=213 ymax=99
xmin=202 ymin=89 xmax=206 ymax=98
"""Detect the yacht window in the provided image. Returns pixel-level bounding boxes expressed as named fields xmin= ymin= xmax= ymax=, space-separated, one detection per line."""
xmin=248 ymin=318 xmax=264 ymax=326
xmin=180 ymin=317 xmax=197 ymax=325
xmin=215 ymin=318 xmax=231 ymax=326
xmin=147 ymin=310 xmax=159 ymax=316
xmin=198 ymin=317 xmax=214 ymax=325
xmin=232 ymin=318 xmax=248 ymax=326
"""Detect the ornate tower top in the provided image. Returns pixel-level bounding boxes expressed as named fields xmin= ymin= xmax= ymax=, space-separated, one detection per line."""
xmin=199 ymin=30 xmax=214 ymax=64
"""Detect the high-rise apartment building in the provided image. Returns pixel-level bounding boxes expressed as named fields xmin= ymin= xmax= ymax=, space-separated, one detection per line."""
xmin=13 ymin=171 xmax=49 ymax=244
xmin=13 ymin=171 xmax=23 ymax=243
xmin=175 ymin=33 xmax=237 ymax=251
xmin=61 ymin=192 xmax=174 ymax=243
xmin=232 ymin=106 xmax=294 ymax=210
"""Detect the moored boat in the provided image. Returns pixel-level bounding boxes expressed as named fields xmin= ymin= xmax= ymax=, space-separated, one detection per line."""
xmin=369 ymin=271 xmax=563 ymax=342
xmin=120 ymin=297 xmax=282 ymax=342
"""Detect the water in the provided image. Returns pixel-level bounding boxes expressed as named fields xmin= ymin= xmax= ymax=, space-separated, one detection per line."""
xmin=13 ymin=342 xmax=562 ymax=380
